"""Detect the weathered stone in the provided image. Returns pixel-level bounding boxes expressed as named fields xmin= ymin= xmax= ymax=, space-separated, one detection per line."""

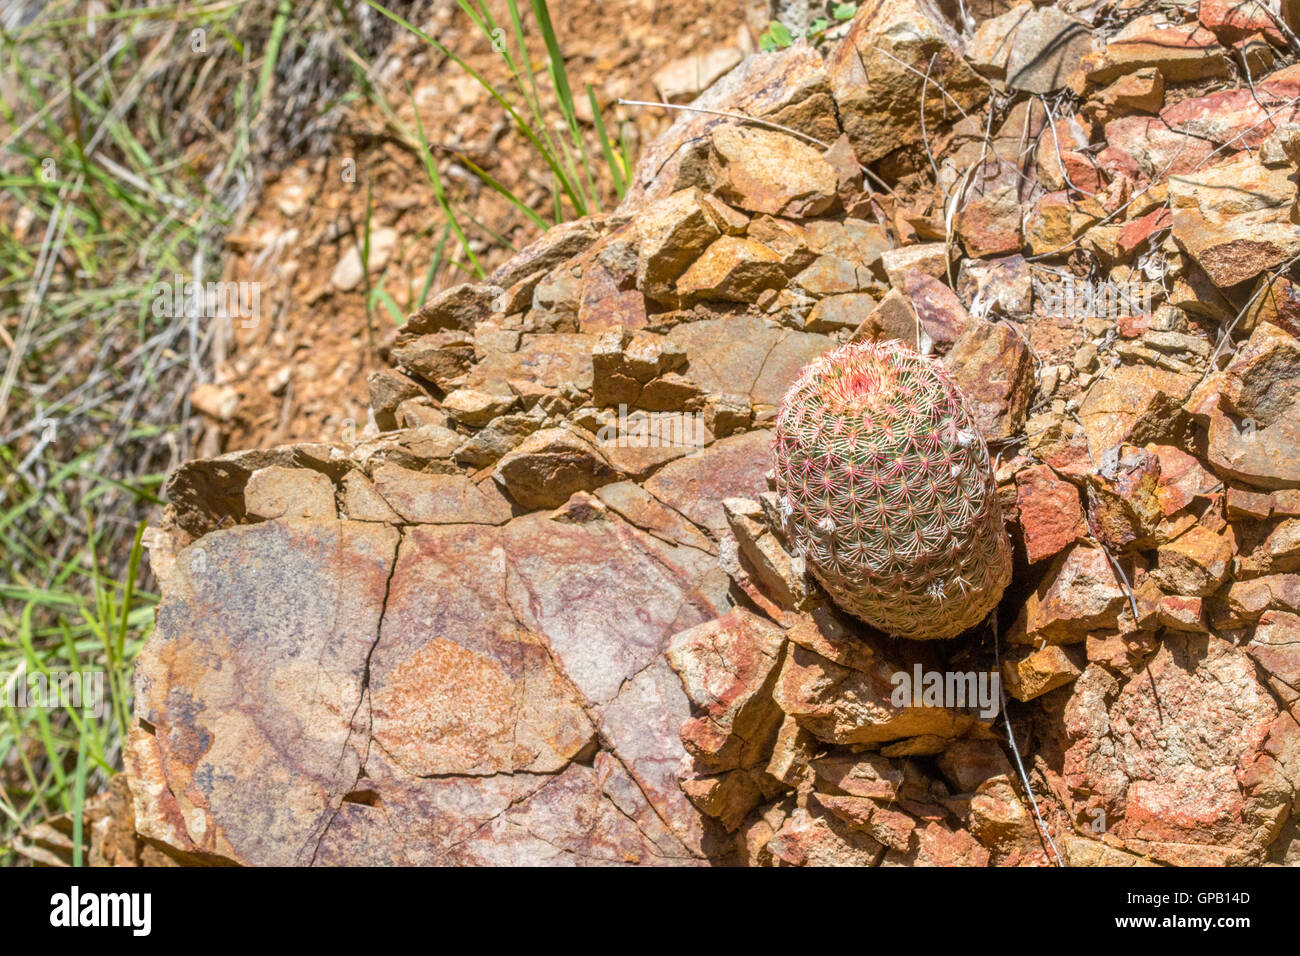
xmin=1150 ymin=525 xmax=1233 ymax=596
xmin=707 ymin=125 xmax=838 ymax=218
xmin=441 ymin=388 xmax=517 ymax=426
xmin=634 ymin=188 xmax=722 ymax=305
xmin=827 ymin=0 xmax=988 ymax=164
xmin=668 ymin=608 xmax=786 ymax=773
xmin=881 ymin=243 xmax=950 ymax=288
xmin=652 ymin=45 xmax=745 ymax=104
xmin=1010 ymin=544 xmax=1129 ymax=645
xmin=406 ymin=282 xmax=504 ymax=334
xmin=1169 ymin=152 xmax=1300 ymax=288
xmin=943 ymin=320 xmax=1033 ymax=439
xmin=493 ymin=428 xmax=620 ymax=509
xmin=244 ymin=466 xmax=335 ymax=521
xmin=1002 ymin=644 xmax=1084 ymax=701
xmin=1015 ymin=464 xmax=1083 ymax=563
xmin=1083 ymin=444 xmax=1163 ymax=551
xmin=1081 ymin=14 xmax=1228 ymax=85
xmin=390 ymin=331 xmax=475 ymax=389
xmin=676 ymin=236 xmax=787 ymax=303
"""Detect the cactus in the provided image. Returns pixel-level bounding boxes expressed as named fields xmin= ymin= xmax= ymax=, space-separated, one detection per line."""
xmin=773 ymin=339 xmax=1011 ymax=640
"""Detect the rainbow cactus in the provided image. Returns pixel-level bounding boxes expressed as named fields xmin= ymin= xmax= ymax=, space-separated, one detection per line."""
xmin=773 ymin=339 xmax=1012 ymax=640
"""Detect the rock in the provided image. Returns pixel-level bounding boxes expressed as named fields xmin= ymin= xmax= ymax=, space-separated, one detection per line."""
xmin=1083 ymin=445 xmax=1163 ymax=551
xmin=1015 ymin=464 xmax=1083 ymax=563
xmin=970 ymin=3 xmax=1095 ymax=93
xmin=441 ymin=388 xmax=517 ymax=426
xmin=367 ymin=369 xmax=426 ymax=431
xmin=642 ymin=429 xmax=773 ymax=535
xmin=390 ymin=332 xmax=475 ymax=390
xmin=903 ymin=273 xmax=971 ymax=351
xmin=766 ymin=803 xmax=885 ymax=866
xmin=493 ymin=428 xmax=620 ymax=509
xmin=1002 ymin=644 xmax=1084 ymax=701
xmin=406 ymin=282 xmax=504 ymax=334
xmin=1248 ymin=610 xmax=1300 ymax=704
xmin=1150 ymin=525 xmax=1233 ymax=596
xmin=1169 ymin=152 xmax=1300 ymax=288
xmin=591 ymin=329 xmax=688 ymax=408
xmin=652 ymin=46 xmax=745 ymax=104
xmin=827 ymin=0 xmax=987 ymax=164
xmin=774 ymin=643 xmax=973 ymax=746
xmin=622 ymin=46 xmax=837 ymax=208
xmin=666 ymin=315 xmax=832 ymax=407
xmin=371 ymin=463 xmax=513 ymax=525
xmin=676 ymin=236 xmax=787 ymax=303
xmin=881 ymin=243 xmax=950 ymax=288
xmin=1086 ymin=68 xmax=1164 ymax=124
xmin=634 ymin=188 xmax=722 ymax=305
xmin=667 ymin=608 xmax=786 ymax=773
xmin=1052 ymin=637 xmax=1294 ymax=866
xmin=851 ymin=287 xmax=922 ymax=344
xmin=805 ymin=293 xmax=876 ymax=333
xmin=791 ymin=256 xmax=873 ymax=296
xmin=1010 ymin=544 xmax=1129 ymax=645
xmin=454 ymin=413 xmax=543 ymax=468
xmin=244 ymin=466 xmax=336 ymax=521
xmin=1199 ymin=0 xmax=1286 ymax=45
xmin=1077 ymin=364 xmax=1196 ymax=454
xmin=943 ymin=320 xmax=1033 ymax=439
xmin=189 ymin=383 xmax=239 ymax=422
xmin=955 ymin=159 xmax=1023 ymax=258
xmin=707 ymin=125 xmax=838 ymax=218
xmin=330 ymin=244 xmax=364 ymax=291
xmin=1205 ymin=320 xmax=1300 ymax=488
xmin=1081 ymin=14 xmax=1228 ymax=85
xmin=340 ymin=471 xmax=401 ymax=523
xmin=702 ymin=393 xmax=752 ymax=437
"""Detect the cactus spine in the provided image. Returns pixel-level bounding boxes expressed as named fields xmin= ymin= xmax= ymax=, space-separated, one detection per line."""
xmin=773 ymin=339 xmax=1011 ymax=640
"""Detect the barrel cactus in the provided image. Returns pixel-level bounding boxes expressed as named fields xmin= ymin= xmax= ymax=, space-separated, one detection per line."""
xmin=773 ymin=339 xmax=1012 ymax=640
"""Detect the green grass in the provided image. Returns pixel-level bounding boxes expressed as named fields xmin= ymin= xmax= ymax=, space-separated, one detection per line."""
xmin=0 ymin=0 xmax=409 ymax=864
xmin=362 ymin=0 xmax=632 ymax=270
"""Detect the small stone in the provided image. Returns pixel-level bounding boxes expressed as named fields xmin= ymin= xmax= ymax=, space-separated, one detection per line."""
xmin=675 ymin=236 xmax=786 ymax=303
xmin=1002 ymin=644 xmax=1084 ymax=702
xmin=244 ymin=466 xmax=336 ymax=521
xmin=494 ymin=427 xmax=620 ymax=509
xmin=1015 ymin=464 xmax=1084 ymax=563
xmin=1150 ymin=525 xmax=1233 ymax=596
xmin=441 ymin=388 xmax=517 ymax=426
xmin=708 ymin=125 xmax=838 ymax=218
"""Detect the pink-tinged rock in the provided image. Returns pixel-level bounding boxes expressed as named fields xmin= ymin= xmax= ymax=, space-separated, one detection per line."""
xmin=1248 ymin=610 xmax=1300 ymax=704
xmin=1103 ymin=116 xmax=1217 ymax=182
xmin=1010 ymin=544 xmax=1129 ymax=645
xmin=812 ymin=752 xmax=905 ymax=799
xmin=679 ymin=770 xmax=767 ymax=832
xmin=826 ymin=0 xmax=987 ymax=164
xmin=1160 ymin=86 xmax=1300 ymax=151
xmin=1083 ymin=445 xmax=1163 ymax=551
xmin=903 ymin=273 xmax=972 ymax=352
xmin=667 ymin=608 xmax=787 ymax=772
xmin=942 ymin=320 xmax=1034 ymax=440
xmin=371 ymin=464 xmax=513 ymax=525
xmin=1082 ymin=14 xmax=1228 ymax=84
xmin=1227 ymin=486 xmax=1274 ymax=520
xmin=1169 ymin=151 xmax=1300 ymax=288
xmin=1055 ymin=635 xmax=1291 ymax=866
xmin=766 ymin=802 xmax=886 ymax=866
xmin=811 ymin=793 xmax=917 ymax=852
xmin=774 ymin=643 xmax=973 ymax=745
xmin=1148 ymin=443 xmax=1219 ymax=516
xmin=131 ymin=519 xmax=400 ymax=865
xmin=642 ymin=428 xmax=774 ymax=535
xmin=368 ymin=524 xmax=593 ymax=777
xmin=1117 ymin=208 xmax=1171 ymax=258
xmin=1227 ymin=573 xmax=1300 ymax=620
xmin=1199 ymin=0 xmax=1286 ymax=45
xmin=955 ymin=159 xmax=1024 ymax=258
xmin=1015 ymin=464 xmax=1083 ymax=563
xmin=1037 ymin=116 xmax=1103 ymax=194
xmin=1157 ymin=594 xmax=1205 ymax=631
xmin=1206 ymin=320 xmax=1300 ymax=489
xmin=883 ymin=822 xmax=991 ymax=866
xmin=881 ymin=242 xmax=950 ymax=287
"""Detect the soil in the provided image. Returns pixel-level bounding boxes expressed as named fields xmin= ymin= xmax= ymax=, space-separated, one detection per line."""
xmin=211 ymin=0 xmax=753 ymax=455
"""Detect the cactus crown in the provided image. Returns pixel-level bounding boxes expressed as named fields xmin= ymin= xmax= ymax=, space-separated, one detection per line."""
xmin=774 ymin=339 xmax=1011 ymax=640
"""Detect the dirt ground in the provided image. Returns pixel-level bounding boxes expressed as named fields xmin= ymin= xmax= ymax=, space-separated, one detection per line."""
xmin=212 ymin=0 xmax=754 ymax=455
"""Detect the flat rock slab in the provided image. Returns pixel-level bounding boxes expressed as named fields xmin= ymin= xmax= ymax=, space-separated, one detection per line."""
xmin=129 ymin=512 xmax=733 ymax=865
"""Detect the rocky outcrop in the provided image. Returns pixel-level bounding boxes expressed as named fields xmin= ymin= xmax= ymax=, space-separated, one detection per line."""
xmin=128 ymin=1 xmax=1300 ymax=865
